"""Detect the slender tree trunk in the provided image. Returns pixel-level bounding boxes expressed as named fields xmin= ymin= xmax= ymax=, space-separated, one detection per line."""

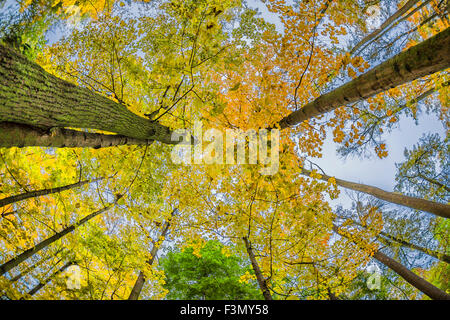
xmin=327 ymin=288 xmax=338 ymax=300
xmin=9 ymin=248 xmax=65 ymax=283
xmin=0 ymin=122 xmax=153 ymax=148
xmin=0 ymin=44 xmax=176 ymax=145
xmin=0 ymin=202 xmax=116 ymax=276
xmin=128 ymin=209 xmax=176 ymax=300
xmin=333 ymin=225 xmax=450 ymax=300
xmin=0 ymin=177 xmax=103 ymax=208
xmin=350 ymin=0 xmax=421 ymax=54
xmin=373 ymin=250 xmax=450 ymax=300
xmin=301 ymin=168 xmax=450 ymax=219
xmin=243 ymin=237 xmax=273 ymax=300
xmin=274 ymin=27 xmax=450 ymax=129
xmin=351 ymin=218 xmax=450 ymax=263
xmin=419 ymin=174 xmax=450 ymax=193
xmin=27 ymin=261 xmax=73 ymax=296
xmin=377 ymin=233 xmax=450 ymax=264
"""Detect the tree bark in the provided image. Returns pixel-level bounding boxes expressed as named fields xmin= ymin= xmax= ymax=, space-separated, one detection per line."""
xmin=0 ymin=44 xmax=176 ymax=145
xmin=243 ymin=237 xmax=273 ymax=300
xmin=301 ymin=168 xmax=450 ymax=219
xmin=0 ymin=177 xmax=103 ymax=208
xmin=27 ymin=261 xmax=73 ymax=296
xmin=128 ymin=209 xmax=176 ymax=300
xmin=0 ymin=122 xmax=153 ymax=148
xmin=333 ymin=225 xmax=450 ymax=300
xmin=274 ymin=27 xmax=450 ymax=129
xmin=0 ymin=202 xmax=116 ymax=276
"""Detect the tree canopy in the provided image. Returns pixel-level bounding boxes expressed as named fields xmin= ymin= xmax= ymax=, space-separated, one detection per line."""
xmin=0 ymin=0 xmax=449 ymax=300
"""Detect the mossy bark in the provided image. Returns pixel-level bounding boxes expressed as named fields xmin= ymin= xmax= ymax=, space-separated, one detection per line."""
xmin=275 ymin=27 xmax=450 ymax=129
xmin=0 ymin=44 xmax=176 ymax=145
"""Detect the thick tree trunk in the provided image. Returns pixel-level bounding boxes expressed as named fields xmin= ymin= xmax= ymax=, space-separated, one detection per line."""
xmin=350 ymin=0 xmax=421 ymax=54
xmin=333 ymin=225 xmax=450 ymax=300
xmin=27 ymin=261 xmax=73 ymax=296
xmin=0 ymin=202 xmax=116 ymax=276
xmin=0 ymin=177 xmax=103 ymax=208
xmin=274 ymin=27 xmax=450 ymax=129
xmin=0 ymin=122 xmax=153 ymax=148
xmin=243 ymin=237 xmax=273 ymax=300
xmin=0 ymin=44 xmax=176 ymax=145
xmin=301 ymin=169 xmax=450 ymax=219
xmin=128 ymin=209 xmax=176 ymax=300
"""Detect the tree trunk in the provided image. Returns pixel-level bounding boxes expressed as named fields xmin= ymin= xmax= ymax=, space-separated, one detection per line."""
xmin=27 ymin=261 xmax=73 ymax=296
xmin=377 ymin=233 xmax=450 ymax=264
xmin=274 ymin=27 xmax=450 ymax=129
xmin=0 ymin=177 xmax=103 ymax=208
xmin=350 ymin=0 xmax=421 ymax=54
xmin=128 ymin=209 xmax=176 ymax=300
xmin=348 ymin=218 xmax=450 ymax=264
xmin=301 ymin=168 xmax=450 ymax=219
xmin=243 ymin=237 xmax=273 ymax=300
xmin=0 ymin=202 xmax=116 ymax=276
xmin=9 ymin=248 xmax=66 ymax=283
xmin=0 ymin=44 xmax=175 ymax=145
xmin=373 ymin=250 xmax=450 ymax=300
xmin=333 ymin=225 xmax=450 ymax=300
xmin=0 ymin=122 xmax=153 ymax=148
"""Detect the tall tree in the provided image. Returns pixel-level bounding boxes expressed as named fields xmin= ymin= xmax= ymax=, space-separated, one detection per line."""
xmin=333 ymin=224 xmax=450 ymax=300
xmin=0 ymin=177 xmax=103 ymax=208
xmin=300 ymin=168 xmax=450 ymax=219
xmin=0 ymin=200 xmax=118 ymax=276
xmin=274 ymin=28 xmax=450 ymax=129
xmin=0 ymin=44 xmax=175 ymax=145
xmin=128 ymin=209 xmax=176 ymax=300
xmin=243 ymin=237 xmax=273 ymax=300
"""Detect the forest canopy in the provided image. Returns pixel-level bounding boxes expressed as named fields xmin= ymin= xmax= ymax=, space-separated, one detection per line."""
xmin=0 ymin=0 xmax=449 ymax=300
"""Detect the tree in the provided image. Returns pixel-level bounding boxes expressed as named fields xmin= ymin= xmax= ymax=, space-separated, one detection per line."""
xmin=128 ymin=209 xmax=176 ymax=300
xmin=0 ymin=176 xmax=103 ymax=208
xmin=395 ymin=133 xmax=449 ymax=202
xmin=0 ymin=0 xmax=449 ymax=301
xmin=0 ymin=200 xmax=117 ymax=276
xmin=300 ymin=168 xmax=450 ymax=219
xmin=333 ymin=224 xmax=450 ymax=300
xmin=0 ymin=43 xmax=175 ymax=145
xmin=273 ymin=27 xmax=450 ymax=129
xmin=159 ymin=240 xmax=262 ymax=300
